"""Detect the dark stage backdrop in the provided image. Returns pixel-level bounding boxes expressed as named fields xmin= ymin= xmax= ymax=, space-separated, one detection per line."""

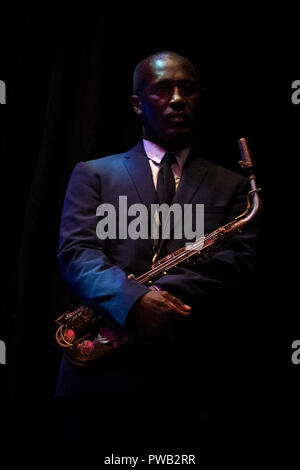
xmin=2 ymin=6 xmax=292 ymax=458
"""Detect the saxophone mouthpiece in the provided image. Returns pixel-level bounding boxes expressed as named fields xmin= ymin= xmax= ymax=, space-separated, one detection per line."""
xmin=238 ymin=137 xmax=255 ymax=172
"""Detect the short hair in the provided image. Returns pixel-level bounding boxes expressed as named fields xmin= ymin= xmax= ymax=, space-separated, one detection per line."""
xmin=132 ymin=50 xmax=200 ymax=94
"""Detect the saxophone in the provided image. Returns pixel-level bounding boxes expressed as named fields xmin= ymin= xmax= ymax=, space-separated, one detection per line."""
xmin=55 ymin=138 xmax=261 ymax=366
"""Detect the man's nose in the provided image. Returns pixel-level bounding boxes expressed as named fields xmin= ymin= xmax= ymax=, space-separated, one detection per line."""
xmin=169 ymin=86 xmax=186 ymax=109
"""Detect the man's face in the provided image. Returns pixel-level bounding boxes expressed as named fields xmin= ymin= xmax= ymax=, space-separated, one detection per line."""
xmin=132 ymin=55 xmax=200 ymax=149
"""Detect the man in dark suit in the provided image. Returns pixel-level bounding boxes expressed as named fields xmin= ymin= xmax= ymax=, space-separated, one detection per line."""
xmin=55 ymin=51 xmax=259 ymax=454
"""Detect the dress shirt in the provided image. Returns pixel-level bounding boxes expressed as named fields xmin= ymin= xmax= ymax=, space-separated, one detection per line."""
xmin=143 ymin=139 xmax=190 ymax=191
xmin=142 ymin=139 xmax=191 ymax=258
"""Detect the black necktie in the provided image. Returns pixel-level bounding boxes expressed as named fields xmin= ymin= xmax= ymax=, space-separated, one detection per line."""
xmin=156 ymin=152 xmax=176 ymax=205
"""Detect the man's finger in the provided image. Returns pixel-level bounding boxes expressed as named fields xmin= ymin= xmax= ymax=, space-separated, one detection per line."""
xmin=171 ymin=297 xmax=191 ymax=311
xmin=164 ymin=292 xmax=191 ymax=311
xmin=166 ymin=300 xmax=191 ymax=318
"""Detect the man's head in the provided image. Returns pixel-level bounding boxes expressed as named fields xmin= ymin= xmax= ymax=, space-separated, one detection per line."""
xmin=131 ymin=51 xmax=201 ymax=150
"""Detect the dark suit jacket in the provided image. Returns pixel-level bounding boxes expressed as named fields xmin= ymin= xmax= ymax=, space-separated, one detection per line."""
xmin=55 ymin=141 xmax=260 ymax=401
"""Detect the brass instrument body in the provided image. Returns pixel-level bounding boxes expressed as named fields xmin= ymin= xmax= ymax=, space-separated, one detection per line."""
xmin=55 ymin=138 xmax=261 ymax=366
xmin=55 ymin=305 xmax=129 ymax=366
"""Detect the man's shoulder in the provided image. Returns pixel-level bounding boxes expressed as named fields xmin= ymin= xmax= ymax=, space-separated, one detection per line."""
xmin=82 ymin=142 xmax=143 ymax=173
xmin=84 ymin=151 xmax=127 ymax=171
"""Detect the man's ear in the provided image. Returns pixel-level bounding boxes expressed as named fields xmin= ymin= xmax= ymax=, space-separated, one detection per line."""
xmin=130 ymin=94 xmax=142 ymax=116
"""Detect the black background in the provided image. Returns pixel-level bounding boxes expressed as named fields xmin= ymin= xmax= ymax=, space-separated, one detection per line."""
xmin=0 ymin=5 xmax=298 ymax=463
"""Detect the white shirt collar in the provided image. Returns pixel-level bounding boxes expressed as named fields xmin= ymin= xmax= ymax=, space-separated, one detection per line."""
xmin=143 ymin=139 xmax=190 ymax=172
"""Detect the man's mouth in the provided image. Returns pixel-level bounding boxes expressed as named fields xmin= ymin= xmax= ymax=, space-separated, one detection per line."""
xmin=166 ymin=112 xmax=190 ymax=126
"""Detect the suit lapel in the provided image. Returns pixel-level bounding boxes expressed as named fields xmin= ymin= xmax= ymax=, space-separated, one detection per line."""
xmin=122 ymin=141 xmax=156 ymax=210
xmin=173 ymin=149 xmax=207 ymax=205
xmin=159 ymin=148 xmax=208 ymax=251
xmin=122 ymin=142 xmax=208 ymax=252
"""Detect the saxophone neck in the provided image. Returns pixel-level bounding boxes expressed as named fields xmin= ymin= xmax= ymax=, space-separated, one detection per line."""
xmin=231 ymin=178 xmax=261 ymax=236
xmin=236 ymin=137 xmax=262 ymax=226
xmin=248 ymin=177 xmax=262 ymax=218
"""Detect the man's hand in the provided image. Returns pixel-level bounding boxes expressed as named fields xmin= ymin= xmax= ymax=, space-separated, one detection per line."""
xmin=128 ymin=290 xmax=191 ymax=343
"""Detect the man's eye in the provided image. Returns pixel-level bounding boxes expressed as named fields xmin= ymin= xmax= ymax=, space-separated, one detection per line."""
xmin=154 ymin=85 xmax=171 ymax=94
xmin=181 ymin=82 xmax=197 ymax=96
